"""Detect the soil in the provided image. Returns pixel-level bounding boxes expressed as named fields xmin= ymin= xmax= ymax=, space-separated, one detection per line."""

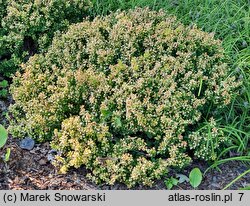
xmin=0 ymin=85 xmax=249 ymax=190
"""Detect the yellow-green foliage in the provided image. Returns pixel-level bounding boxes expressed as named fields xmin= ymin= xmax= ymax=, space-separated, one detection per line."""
xmin=9 ymin=8 xmax=239 ymax=187
xmin=0 ymin=0 xmax=90 ymax=76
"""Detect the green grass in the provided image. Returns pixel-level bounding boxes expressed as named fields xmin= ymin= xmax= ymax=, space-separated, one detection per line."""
xmin=89 ymin=0 xmax=250 ymax=186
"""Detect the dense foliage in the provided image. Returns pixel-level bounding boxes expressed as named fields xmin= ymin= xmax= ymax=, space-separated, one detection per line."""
xmin=0 ymin=0 xmax=90 ymax=77
xmin=0 ymin=0 xmax=7 ymax=25
xmin=9 ymin=8 xmax=240 ymax=187
xmin=0 ymin=0 xmax=8 ymax=60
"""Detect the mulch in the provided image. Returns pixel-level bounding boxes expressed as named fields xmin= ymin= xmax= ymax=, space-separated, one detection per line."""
xmin=0 ymin=134 xmax=249 ymax=190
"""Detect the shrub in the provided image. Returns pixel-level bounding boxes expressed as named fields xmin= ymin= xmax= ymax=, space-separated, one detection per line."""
xmin=9 ymin=8 xmax=240 ymax=187
xmin=0 ymin=0 xmax=90 ymax=77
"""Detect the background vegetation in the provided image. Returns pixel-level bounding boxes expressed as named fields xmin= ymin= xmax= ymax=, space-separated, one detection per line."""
xmin=0 ymin=0 xmax=90 ymax=77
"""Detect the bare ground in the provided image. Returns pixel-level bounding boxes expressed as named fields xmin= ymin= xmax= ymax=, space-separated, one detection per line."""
xmin=0 ymin=135 xmax=249 ymax=190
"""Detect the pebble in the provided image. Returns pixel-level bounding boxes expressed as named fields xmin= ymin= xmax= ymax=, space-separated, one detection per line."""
xmin=47 ymin=149 xmax=57 ymax=162
xmin=47 ymin=154 xmax=55 ymax=162
xmin=19 ymin=138 xmax=35 ymax=150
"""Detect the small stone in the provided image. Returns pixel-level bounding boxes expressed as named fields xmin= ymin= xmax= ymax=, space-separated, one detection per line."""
xmin=47 ymin=154 xmax=55 ymax=162
xmin=47 ymin=149 xmax=57 ymax=162
xmin=19 ymin=138 xmax=35 ymax=150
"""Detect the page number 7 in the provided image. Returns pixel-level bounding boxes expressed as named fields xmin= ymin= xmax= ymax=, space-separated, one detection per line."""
xmin=238 ymin=193 xmax=244 ymax=201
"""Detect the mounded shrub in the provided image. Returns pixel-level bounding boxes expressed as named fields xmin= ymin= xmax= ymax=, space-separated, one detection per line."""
xmin=0 ymin=0 xmax=90 ymax=77
xmin=9 ymin=8 xmax=240 ymax=187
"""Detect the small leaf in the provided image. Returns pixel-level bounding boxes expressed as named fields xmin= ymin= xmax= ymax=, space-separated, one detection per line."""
xmin=0 ymin=125 xmax=8 ymax=148
xmin=189 ymin=168 xmax=203 ymax=188
xmin=239 ymin=186 xmax=250 ymax=190
xmin=101 ymin=109 xmax=111 ymax=119
xmin=164 ymin=179 xmax=173 ymax=190
xmin=0 ymin=80 xmax=8 ymax=88
xmin=167 ymin=183 xmax=173 ymax=190
xmin=0 ymin=89 xmax=8 ymax=98
xmin=114 ymin=117 xmax=122 ymax=128
xmin=146 ymin=132 xmax=153 ymax=138
xmin=171 ymin=177 xmax=179 ymax=185
xmin=4 ymin=148 xmax=11 ymax=162
xmin=176 ymin=174 xmax=189 ymax=183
